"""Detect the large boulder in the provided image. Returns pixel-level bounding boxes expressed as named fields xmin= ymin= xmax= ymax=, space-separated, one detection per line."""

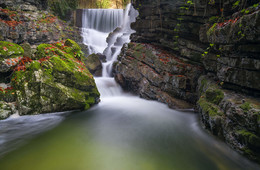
xmin=11 ymin=39 xmax=100 ymax=115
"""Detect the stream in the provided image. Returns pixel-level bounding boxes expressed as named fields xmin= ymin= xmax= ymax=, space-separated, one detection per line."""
xmin=0 ymin=4 xmax=259 ymax=170
xmin=0 ymin=77 xmax=258 ymax=170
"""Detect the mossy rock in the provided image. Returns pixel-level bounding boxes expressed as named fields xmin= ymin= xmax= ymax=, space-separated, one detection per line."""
xmin=237 ymin=130 xmax=260 ymax=148
xmin=0 ymin=41 xmax=24 ymax=60
xmin=12 ymin=39 xmax=100 ymax=115
xmin=240 ymin=102 xmax=252 ymax=112
xmin=205 ymin=88 xmax=224 ymax=105
xmin=0 ymin=101 xmax=12 ymax=120
xmin=198 ymin=98 xmax=224 ymax=117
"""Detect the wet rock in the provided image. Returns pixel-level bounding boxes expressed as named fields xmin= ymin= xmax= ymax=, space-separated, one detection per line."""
xmin=84 ymin=53 xmax=102 ymax=77
xmin=114 ymin=42 xmax=203 ymax=108
xmin=197 ymin=75 xmax=260 ymax=163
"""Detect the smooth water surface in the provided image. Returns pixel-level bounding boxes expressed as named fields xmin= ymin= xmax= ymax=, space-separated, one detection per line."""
xmin=0 ymin=78 xmax=258 ymax=170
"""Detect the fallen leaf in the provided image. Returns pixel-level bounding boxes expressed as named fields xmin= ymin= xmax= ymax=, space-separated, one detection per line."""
xmin=3 ymin=47 xmax=8 ymax=51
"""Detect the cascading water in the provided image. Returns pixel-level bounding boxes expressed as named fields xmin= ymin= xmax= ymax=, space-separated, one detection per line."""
xmin=82 ymin=4 xmax=138 ymax=78
xmin=81 ymin=8 xmax=124 ymax=55
xmin=102 ymin=4 xmax=138 ymax=77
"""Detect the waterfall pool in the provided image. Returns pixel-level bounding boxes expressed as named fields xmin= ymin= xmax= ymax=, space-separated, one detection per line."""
xmin=0 ymin=78 xmax=259 ymax=170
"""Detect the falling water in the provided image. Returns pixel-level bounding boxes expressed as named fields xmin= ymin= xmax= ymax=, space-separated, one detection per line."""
xmin=102 ymin=4 xmax=138 ymax=77
xmin=81 ymin=8 xmax=124 ymax=55
xmin=81 ymin=4 xmax=138 ymax=77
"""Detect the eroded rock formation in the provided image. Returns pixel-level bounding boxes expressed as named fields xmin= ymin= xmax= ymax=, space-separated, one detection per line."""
xmin=114 ymin=0 xmax=260 ymax=162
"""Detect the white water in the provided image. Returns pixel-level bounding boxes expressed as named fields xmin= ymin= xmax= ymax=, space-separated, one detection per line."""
xmin=82 ymin=4 xmax=138 ymax=77
xmin=81 ymin=8 xmax=124 ymax=55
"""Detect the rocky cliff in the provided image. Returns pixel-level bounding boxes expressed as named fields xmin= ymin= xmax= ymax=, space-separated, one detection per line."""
xmin=114 ymin=0 xmax=260 ymax=163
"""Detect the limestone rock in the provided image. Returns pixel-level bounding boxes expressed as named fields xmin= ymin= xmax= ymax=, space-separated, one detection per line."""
xmin=114 ymin=42 xmax=202 ymax=108
xmin=12 ymin=39 xmax=100 ymax=115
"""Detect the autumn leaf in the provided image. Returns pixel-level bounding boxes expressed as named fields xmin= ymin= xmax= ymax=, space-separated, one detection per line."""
xmin=3 ymin=46 xmax=8 ymax=51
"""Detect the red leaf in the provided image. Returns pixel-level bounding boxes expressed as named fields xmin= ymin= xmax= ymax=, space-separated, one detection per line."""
xmin=3 ymin=47 xmax=8 ymax=51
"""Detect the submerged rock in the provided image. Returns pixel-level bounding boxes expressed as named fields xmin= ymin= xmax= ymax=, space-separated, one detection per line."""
xmin=10 ymin=39 xmax=100 ymax=115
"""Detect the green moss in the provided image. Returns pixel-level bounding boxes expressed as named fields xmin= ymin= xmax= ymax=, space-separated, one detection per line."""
xmin=198 ymin=98 xmax=223 ymax=117
xmin=205 ymin=88 xmax=224 ymax=105
xmin=63 ymin=39 xmax=83 ymax=60
xmin=28 ymin=61 xmax=41 ymax=71
xmin=237 ymin=130 xmax=260 ymax=148
xmin=134 ymin=43 xmax=145 ymax=51
xmin=207 ymin=23 xmax=217 ymax=37
xmin=199 ymin=77 xmax=208 ymax=93
xmin=240 ymin=102 xmax=252 ymax=112
xmin=0 ymin=41 xmax=24 ymax=58
xmin=48 ymin=0 xmax=78 ymax=20
xmin=50 ymin=56 xmax=73 ymax=72
xmin=35 ymin=44 xmax=53 ymax=59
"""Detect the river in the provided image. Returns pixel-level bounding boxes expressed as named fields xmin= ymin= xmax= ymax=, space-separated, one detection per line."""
xmin=0 ymin=4 xmax=259 ymax=170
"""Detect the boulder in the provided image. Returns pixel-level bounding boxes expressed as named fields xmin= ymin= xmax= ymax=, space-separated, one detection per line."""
xmin=84 ymin=53 xmax=102 ymax=77
xmin=11 ymin=39 xmax=100 ymax=115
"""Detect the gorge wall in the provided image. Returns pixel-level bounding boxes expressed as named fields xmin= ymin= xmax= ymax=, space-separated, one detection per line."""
xmin=114 ymin=0 xmax=260 ymax=163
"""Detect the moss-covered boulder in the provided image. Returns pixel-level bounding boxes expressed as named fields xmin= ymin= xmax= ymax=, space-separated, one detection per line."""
xmin=11 ymin=39 xmax=100 ymax=115
xmin=0 ymin=41 xmax=24 ymax=72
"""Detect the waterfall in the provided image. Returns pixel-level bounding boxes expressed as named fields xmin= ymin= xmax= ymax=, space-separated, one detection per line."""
xmin=82 ymin=9 xmax=124 ymax=33
xmin=81 ymin=4 xmax=138 ymax=97
xmin=102 ymin=4 xmax=138 ymax=77
xmin=81 ymin=4 xmax=138 ymax=76
xmin=81 ymin=9 xmax=124 ymax=54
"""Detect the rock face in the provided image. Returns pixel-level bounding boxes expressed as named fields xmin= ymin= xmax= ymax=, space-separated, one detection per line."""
xmin=0 ymin=1 xmax=83 ymax=49
xmin=197 ymin=75 xmax=260 ymax=162
xmin=114 ymin=42 xmax=202 ymax=108
xmin=114 ymin=0 xmax=260 ymax=163
xmin=0 ymin=39 xmax=100 ymax=118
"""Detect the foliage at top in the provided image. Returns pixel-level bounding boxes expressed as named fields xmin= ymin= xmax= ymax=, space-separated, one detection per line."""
xmin=48 ymin=0 xmax=79 ymax=20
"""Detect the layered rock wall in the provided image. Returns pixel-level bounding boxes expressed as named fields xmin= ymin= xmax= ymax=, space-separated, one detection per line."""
xmin=114 ymin=0 xmax=260 ymax=163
